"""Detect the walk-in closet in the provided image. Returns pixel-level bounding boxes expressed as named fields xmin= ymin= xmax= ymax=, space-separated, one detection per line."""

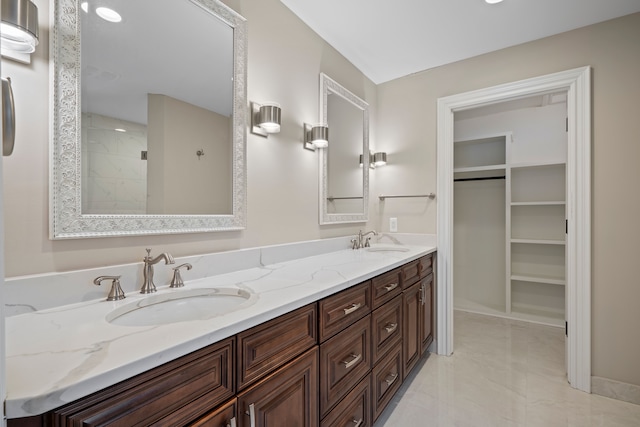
xmin=453 ymin=93 xmax=568 ymax=327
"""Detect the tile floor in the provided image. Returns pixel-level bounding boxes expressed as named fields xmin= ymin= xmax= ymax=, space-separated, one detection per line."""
xmin=374 ymin=310 xmax=640 ymax=426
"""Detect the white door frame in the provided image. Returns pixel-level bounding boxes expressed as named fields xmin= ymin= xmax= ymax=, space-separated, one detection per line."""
xmin=436 ymin=66 xmax=592 ymax=392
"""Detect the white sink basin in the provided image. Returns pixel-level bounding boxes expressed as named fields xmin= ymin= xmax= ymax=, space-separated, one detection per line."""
xmin=106 ymin=288 xmax=256 ymax=327
xmin=365 ymin=245 xmax=410 ymax=253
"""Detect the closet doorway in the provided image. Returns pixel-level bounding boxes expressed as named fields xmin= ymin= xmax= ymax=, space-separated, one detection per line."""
xmin=436 ymin=67 xmax=591 ymax=392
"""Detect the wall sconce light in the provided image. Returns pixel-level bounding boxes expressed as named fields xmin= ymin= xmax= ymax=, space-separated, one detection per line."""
xmin=359 ymin=153 xmax=373 ymax=169
xmin=1 ymin=0 xmax=39 ymax=62
xmin=373 ymin=152 xmax=387 ymax=167
xmin=251 ymin=102 xmax=281 ymax=137
xmin=360 ymin=152 xmax=387 ymax=168
xmin=303 ymin=123 xmax=329 ymax=151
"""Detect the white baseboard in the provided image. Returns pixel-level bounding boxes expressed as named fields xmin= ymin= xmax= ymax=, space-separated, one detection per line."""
xmin=592 ymin=376 xmax=640 ymax=406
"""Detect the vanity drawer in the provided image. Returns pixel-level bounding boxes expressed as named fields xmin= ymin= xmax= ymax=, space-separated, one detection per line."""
xmin=321 ymin=375 xmax=371 ymax=427
xmin=419 ymin=253 xmax=434 ymax=277
xmin=401 ymin=260 xmax=421 ymax=288
xmin=320 ymin=315 xmax=371 ymax=416
xmin=371 ymin=345 xmax=403 ymax=422
xmin=189 ymin=398 xmax=236 ymax=427
xmin=237 ymin=303 xmax=317 ymax=391
xmin=319 ymin=281 xmax=371 ymax=342
xmin=371 ymin=295 xmax=403 ymax=366
xmin=371 ymin=268 xmax=402 ymax=309
xmin=51 ymin=338 xmax=235 ymax=427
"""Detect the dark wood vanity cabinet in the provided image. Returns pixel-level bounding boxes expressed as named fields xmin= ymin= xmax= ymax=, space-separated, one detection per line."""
xmin=236 ymin=348 xmax=319 ymax=427
xmin=402 ymin=254 xmax=435 ymax=378
xmin=50 ymin=336 xmax=235 ymax=427
xmin=236 ymin=303 xmax=317 ymax=391
xmin=190 ymin=398 xmax=237 ymax=427
xmin=8 ymin=253 xmax=436 ymax=427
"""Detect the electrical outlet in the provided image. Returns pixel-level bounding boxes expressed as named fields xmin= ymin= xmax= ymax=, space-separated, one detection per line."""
xmin=390 ymin=217 xmax=398 ymax=232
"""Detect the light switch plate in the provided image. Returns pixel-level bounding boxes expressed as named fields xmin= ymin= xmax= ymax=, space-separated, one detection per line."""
xmin=390 ymin=217 xmax=398 ymax=232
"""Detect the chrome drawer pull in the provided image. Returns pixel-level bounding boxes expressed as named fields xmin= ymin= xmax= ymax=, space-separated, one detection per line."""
xmin=247 ymin=403 xmax=256 ymax=427
xmin=227 ymin=417 xmax=237 ymax=427
xmin=384 ymin=322 xmax=398 ymax=333
xmin=351 ymin=417 xmax=364 ymax=427
xmin=384 ymin=282 xmax=398 ymax=292
xmin=343 ymin=303 xmax=362 ymax=315
xmin=384 ymin=372 xmax=399 ymax=386
xmin=341 ymin=352 xmax=362 ymax=369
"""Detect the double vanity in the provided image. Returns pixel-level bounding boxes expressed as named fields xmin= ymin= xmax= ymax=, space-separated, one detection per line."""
xmin=5 ymin=236 xmax=436 ymax=426
xmin=9 ymin=0 xmax=440 ymax=425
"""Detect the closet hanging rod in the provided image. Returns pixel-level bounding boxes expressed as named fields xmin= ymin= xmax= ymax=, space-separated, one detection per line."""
xmin=327 ymin=196 xmax=363 ymax=201
xmin=454 ymin=176 xmax=505 ymax=182
xmin=378 ymin=193 xmax=436 ymax=201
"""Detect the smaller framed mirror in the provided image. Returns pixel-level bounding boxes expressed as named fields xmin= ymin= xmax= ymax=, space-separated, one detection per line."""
xmin=319 ymin=73 xmax=369 ymax=224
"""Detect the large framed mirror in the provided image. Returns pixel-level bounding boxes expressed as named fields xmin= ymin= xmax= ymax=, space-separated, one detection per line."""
xmin=50 ymin=0 xmax=247 ymax=239
xmin=319 ymin=73 xmax=369 ymax=224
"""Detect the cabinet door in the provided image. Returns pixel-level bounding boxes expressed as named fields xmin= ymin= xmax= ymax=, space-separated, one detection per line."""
xmin=419 ymin=273 xmax=434 ymax=355
xmin=190 ymin=398 xmax=237 ymax=427
xmin=237 ymin=347 xmax=318 ymax=427
xmin=402 ymin=282 xmax=420 ymax=378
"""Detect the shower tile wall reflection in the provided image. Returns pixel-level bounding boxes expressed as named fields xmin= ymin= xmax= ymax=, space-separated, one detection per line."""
xmin=81 ymin=113 xmax=147 ymax=214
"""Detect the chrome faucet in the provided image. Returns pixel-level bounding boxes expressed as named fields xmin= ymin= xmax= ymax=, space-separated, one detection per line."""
xmin=352 ymin=229 xmax=378 ymax=249
xmin=141 ymin=248 xmax=175 ymax=294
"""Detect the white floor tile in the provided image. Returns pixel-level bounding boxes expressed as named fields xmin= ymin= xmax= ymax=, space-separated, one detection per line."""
xmin=374 ymin=311 xmax=640 ymax=426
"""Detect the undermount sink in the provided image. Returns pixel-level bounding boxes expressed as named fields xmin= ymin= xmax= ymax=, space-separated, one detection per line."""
xmin=106 ymin=288 xmax=256 ymax=327
xmin=365 ymin=245 xmax=410 ymax=253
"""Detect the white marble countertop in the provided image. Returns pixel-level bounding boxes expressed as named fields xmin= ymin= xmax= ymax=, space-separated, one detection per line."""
xmin=5 ymin=242 xmax=436 ymax=419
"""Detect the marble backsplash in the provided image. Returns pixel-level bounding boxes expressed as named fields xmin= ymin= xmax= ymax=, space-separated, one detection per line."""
xmin=3 ymin=233 xmax=436 ymax=317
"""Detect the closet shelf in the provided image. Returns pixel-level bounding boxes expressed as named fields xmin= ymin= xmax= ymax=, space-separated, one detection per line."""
xmin=453 ymin=164 xmax=506 ymax=174
xmin=511 ymin=201 xmax=565 ymax=206
xmin=511 ymin=274 xmax=565 ymax=286
xmin=510 ymin=161 xmax=566 ymax=170
xmin=511 ymin=238 xmax=565 ymax=245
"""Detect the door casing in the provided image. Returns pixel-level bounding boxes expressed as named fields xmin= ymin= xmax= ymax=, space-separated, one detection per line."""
xmin=435 ymin=66 xmax=592 ymax=392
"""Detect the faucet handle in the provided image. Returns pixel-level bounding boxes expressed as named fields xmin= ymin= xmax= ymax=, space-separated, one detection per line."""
xmin=170 ymin=263 xmax=192 ymax=288
xmin=94 ymin=275 xmax=126 ymax=301
xmin=365 ymin=237 xmax=372 ymax=248
xmin=350 ymin=238 xmax=358 ymax=250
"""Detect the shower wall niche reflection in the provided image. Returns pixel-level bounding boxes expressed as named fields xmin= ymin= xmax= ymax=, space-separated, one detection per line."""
xmin=81 ymin=94 xmax=232 ymax=216
xmin=82 ymin=113 xmax=148 ymax=215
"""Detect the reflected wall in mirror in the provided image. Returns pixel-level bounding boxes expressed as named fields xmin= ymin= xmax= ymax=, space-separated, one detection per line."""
xmin=319 ymin=73 xmax=369 ymax=224
xmin=50 ymin=0 xmax=247 ymax=238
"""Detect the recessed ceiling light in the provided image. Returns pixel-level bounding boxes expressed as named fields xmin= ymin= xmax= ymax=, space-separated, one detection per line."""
xmin=485 ymin=0 xmax=504 ymax=3
xmin=96 ymin=7 xmax=122 ymax=23
xmin=80 ymin=2 xmax=88 ymax=13
xmin=115 ymin=128 xmax=126 ymax=133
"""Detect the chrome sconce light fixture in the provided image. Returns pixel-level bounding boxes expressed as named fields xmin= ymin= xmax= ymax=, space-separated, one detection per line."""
xmin=373 ymin=152 xmax=387 ymax=167
xmin=360 ymin=151 xmax=387 ymax=168
xmin=251 ymin=102 xmax=281 ymax=137
xmin=1 ymin=0 xmax=39 ymax=62
xmin=303 ymin=123 xmax=328 ymax=151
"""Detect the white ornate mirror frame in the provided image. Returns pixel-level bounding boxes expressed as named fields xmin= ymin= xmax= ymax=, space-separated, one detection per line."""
xmin=319 ymin=73 xmax=369 ymax=225
xmin=49 ymin=0 xmax=247 ymax=239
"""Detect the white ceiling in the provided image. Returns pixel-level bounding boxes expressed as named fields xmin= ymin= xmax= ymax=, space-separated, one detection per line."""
xmin=82 ymin=0 xmax=233 ymax=125
xmin=280 ymin=0 xmax=640 ymax=84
